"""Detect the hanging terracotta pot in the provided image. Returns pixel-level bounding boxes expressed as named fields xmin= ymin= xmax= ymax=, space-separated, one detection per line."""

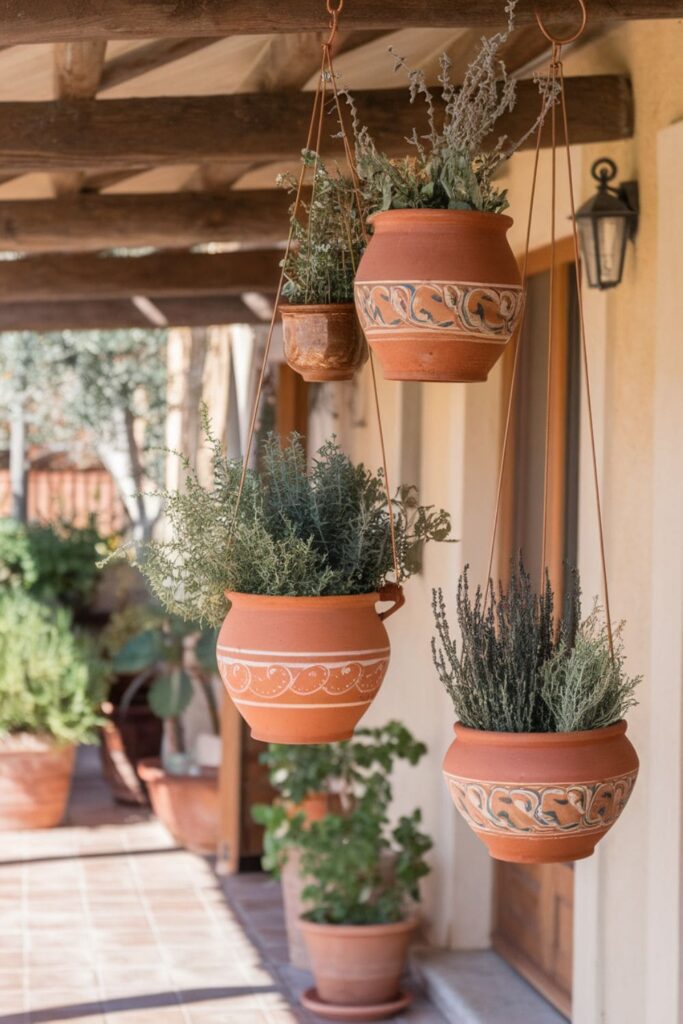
xmin=0 ymin=736 xmax=75 ymax=830
xmin=299 ymin=917 xmax=416 ymax=1020
xmin=280 ymin=303 xmax=367 ymax=382
xmin=354 ymin=210 xmax=525 ymax=383
xmin=443 ymin=720 xmax=638 ymax=864
xmin=216 ymin=587 xmax=404 ymax=745
xmin=137 ymin=758 xmax=219 ymax=855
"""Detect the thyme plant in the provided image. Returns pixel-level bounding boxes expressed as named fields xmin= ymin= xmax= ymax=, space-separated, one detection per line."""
xmin=134 ymin=411 xmax=452 ymax=626
xmin=432 ymin=562 xmax=639 ymax=733
xmin=253 ymin=722 xmax=431 ymax=925
xmin=279 ymin=150 xmax=364 ymax=305
xmin=342 ymin=1 xmax=558 ymax=214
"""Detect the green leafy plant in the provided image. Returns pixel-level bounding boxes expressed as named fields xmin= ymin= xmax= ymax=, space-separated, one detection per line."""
xmin=279 ymin=150 xmax=364 ymax=305
xmin=342 ymin=1 xmax=558 ymax=214
xmin=130 ymin=412 xmax=452 ymax=626
xmin=0 ymin=590 xmax=106 ymax=744
xmin=0 ymin=517 xmax=107 ymax=613
xmin=111 ymin=609 xmax=219 ymax=758
xmin=431 ymin=561 xmax=639 ymax=733
xmin=252 ymin=722 xmax=431 ymax=925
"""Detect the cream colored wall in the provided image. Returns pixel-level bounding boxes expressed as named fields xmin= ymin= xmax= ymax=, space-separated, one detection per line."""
xmin=307 ymin=17 xmax=683 ymax=1018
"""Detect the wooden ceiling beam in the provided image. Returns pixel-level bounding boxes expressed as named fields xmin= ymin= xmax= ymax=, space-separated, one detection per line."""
xmin=52 ymin=40 xmax=107 ymax=195
xmin=0 ymin=249 xmax=282 ymax=302
xmin=0 ymin=76 xmax=633 ymax=174
xmin=0 ymin=295 xmax=267 ymax=331
xmin=0 ymin=1 xmax=677 ymax=42
xmin=0 ymin=191 xmax=291 ymax=253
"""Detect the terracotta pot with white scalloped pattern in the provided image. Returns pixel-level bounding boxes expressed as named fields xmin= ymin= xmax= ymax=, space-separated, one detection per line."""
xmin=216 ymin=587 xmax=404 ymax=745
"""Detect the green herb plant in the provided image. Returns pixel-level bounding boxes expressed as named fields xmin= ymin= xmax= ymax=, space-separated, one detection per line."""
xmin=342 ymin=1 xmax=558 ymax=215
xmin=0 ymin=590 xmax=106 ymax=744
xmin=432 ymin=561 xmax=639 ymax=733
xmin=130 ymin=410 xmax=452 ymax=627
xmin=279 ymin=149 xmax=365 ymax=305
xmin=252 ymin=722 xmax=432 ymax=926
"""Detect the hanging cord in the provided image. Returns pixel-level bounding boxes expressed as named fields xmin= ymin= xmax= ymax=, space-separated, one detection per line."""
xmin=226 ymin=0 xmax=402 ymax=589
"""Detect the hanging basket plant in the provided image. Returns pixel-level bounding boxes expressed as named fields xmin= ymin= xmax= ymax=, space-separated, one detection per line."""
xmin=279 ymin=151 xmax=367 ymax=383
xmin=343 ymin=2 xmax=557 ymax=383
xmin=129 ymin=410 xmax=452 ymax=745
xmin=432 ymin=563 xmax=640 ymax=863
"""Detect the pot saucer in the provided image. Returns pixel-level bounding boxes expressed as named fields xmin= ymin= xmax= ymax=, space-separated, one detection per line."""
xmin=300 ymin=987 xmax=412 ymax=1021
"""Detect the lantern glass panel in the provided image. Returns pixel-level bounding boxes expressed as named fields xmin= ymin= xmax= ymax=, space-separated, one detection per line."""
xmin=597 ymin=215 xmax=628 ymax=287
xmin=577 ymin=217 xmax=599 ymax=288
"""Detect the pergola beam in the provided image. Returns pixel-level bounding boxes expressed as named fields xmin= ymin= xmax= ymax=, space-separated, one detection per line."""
xmin=0 ymin=0 xmax=678 ymax=42
xmin=0 ymin=77 xmax=633 ymax=174
xmin=0 ymin=249 xmax=282 ymax=302
xmin=0 ymin=191 xmax=291 ymax=253
xmin=0 ymin=296 xmax=267 ymax=331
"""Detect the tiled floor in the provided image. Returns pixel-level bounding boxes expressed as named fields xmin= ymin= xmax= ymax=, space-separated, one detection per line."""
xmin=0 ymin=748 xmax=445 ymax=1024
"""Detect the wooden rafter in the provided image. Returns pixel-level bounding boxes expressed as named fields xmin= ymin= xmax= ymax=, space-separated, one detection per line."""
xmin=0 ymin=191 xmax=291 ymax=253
xmin=0 ymin=249 xmax=282 ymax=302
xmin=0 ymin=296 xmax=268 ymax=331
xmin=52 ymin=40 xmax=107 ymax=195
xmin=0 ymin=77 xmax=633 ymax=175
xmin=1 ymin=0 xmax=678 ymax=42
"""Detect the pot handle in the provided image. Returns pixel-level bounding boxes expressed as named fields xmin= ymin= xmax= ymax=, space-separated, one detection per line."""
xmin=377 ymin=583 xmax=405 ymax=621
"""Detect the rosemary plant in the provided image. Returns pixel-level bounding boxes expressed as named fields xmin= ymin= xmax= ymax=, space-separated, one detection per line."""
xmin=279 ymin=150 xmax=364 ymax=305
xmin=132 ymin=410 xmax=452 ymax=626
xmin=342 ymin=1 xmax=558 ymax=214
xmin=432 ymin=561 xmax=639 ymax=733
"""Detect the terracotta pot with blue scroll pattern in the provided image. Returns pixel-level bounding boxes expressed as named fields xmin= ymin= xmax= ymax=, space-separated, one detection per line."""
xmin=443 ymin=721 xmax=638 ymax=863
xmin=354 ymin=209 xmax=525 ymax=383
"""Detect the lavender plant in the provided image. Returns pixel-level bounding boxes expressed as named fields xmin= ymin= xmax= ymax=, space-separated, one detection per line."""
xmin=432 ymin=562 xmax=639 ymax=733
xmin=342 ymin=1 xmax=558 ymax=214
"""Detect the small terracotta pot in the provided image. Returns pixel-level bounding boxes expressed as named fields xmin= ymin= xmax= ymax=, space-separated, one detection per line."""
xmin=443 ymin=721 xmax=639 ymax=863
xmin=0 ymin=736 xmax=75 ymax=830
xmin=137 ymin=758 xmax=219 ymax=855
xmin=300 ymin=917 xmax=417 ymax=1008
xmin=280 ymin=303 xmax=368 ymax=382
xmin=216 ymin=587 xmax=404 ymax=745
xmin=354 ymin=209 xmax=524 ymax=382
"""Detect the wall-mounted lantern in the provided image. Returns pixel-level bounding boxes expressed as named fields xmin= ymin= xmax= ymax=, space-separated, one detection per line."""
xmin=575 ymin=157 xmax=639 ymax=290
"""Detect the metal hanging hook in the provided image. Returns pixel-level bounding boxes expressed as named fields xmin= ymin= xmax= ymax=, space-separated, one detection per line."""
xmin=535 ymin=0 xmax=587 ymax=47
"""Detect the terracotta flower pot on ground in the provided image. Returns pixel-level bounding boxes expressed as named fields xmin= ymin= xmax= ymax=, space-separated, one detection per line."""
xmin=216 ymin=587 xmax=404 ymax=745
xmin=354 ymin=209 xmax=524 ymax=383
xmin=0 ymin=735 xmax=75 ymax=830
xmin=280 ymin=304 xmax=368 ymax=382
xmin=137 ymin=758 xmax=219 ymax=855
xmin=443 ymin=720 xmax=639 ymax=864
xmin=299 ymin=917 xmax=416 ymax=1019
xmin=99 ymin=701 xmax=163 ymax=806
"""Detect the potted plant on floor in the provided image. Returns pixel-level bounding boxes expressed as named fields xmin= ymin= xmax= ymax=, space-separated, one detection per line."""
xmin=432 ymin=562 xmax=640 ymax=863
xmin=344 ymin=1 xmax=557 ymax=382
xmin=129 ymin=413 xmax=452 ymax=745
xmin=0 ymin=590 xmax=106 ymax=829
xmin=279 ymin=150 xmax=367 ymax=382
xmin=111 ymin=612 xmax=221 ymax=854
xmin=279 ymin=726 xmax=430 ymax=1020
xmin=252 ymin=721 xmax=426 ymax=971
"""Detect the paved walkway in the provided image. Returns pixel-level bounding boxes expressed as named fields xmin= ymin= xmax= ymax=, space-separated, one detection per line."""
xmin=0 ymin=748 xmax=445 ymax=1024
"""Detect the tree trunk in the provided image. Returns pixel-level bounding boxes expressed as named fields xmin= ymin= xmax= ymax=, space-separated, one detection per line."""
xmin=9 ymin=397 xmax=27 ymax=522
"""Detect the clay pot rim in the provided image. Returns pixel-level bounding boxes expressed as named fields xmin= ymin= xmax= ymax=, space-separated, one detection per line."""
xmin=368 ymin=208 xmax=513 ymax=230
xmin=452 ymin=719 xmax=627 ymax=747
xmin=298 ymin=916 xmax=418 ymax=939
xmin=279 ymin=302 xmax=356 ymax=315
xmin=0 ymin=732 xmax=73 ymax=753
xmin=137 ymin=757 xmax=219 ymax=783
xmin=225 ymin=590 xmax=380 ymax=608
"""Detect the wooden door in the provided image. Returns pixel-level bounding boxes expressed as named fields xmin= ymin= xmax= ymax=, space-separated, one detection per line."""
xmin=494 ymin=239 xmax=579 ymax=1019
